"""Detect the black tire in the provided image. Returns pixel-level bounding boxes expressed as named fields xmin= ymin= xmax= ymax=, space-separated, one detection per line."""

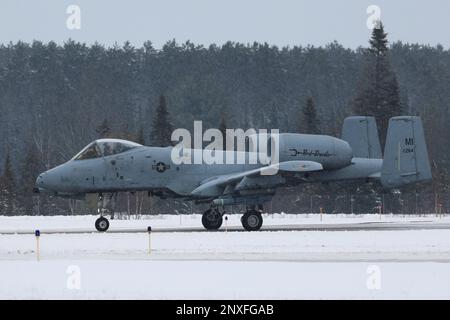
xmin=241 ymin=211 xmax=263 ymax=231
xmin=202 ymin=209 xmax=223 ymax=230
xmin=95 ymin=217 xmax=110 ymax=232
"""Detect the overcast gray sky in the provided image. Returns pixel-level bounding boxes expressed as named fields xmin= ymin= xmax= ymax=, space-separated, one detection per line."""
xmin=0 ymin=0 xmax=449 ymax=48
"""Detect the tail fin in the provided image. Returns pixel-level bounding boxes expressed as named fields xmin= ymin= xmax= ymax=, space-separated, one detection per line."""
xmin=341 ymin=116 xmax=382 ymax=158
xmin=381 ymin=116 xmax=432 ymax=188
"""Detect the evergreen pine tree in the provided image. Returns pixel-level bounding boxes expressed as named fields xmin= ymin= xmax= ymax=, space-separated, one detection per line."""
xmin=368 ymin=23 xmax=388 ymax=56
xmin=300 ymin=97 xmax=320 ymax=134
xmin=96 ymin=118 xmax=112 ymax=138
xmin=20 ymin=143 xmax=41 ymax=215
xmin=150 ymin=95 xmax=174 ymax=147
xmin=218 ymin=115 xmax=227 ymax=150
xmin=266 ymin=102 xmax=280 ymax=130
xmin=136 ymin=127 xmax=145 ymax=145
xmin=352 ymin=22 xmax=403 ymax=148
xmin=2 ymin=153 xmax=15 ymax=192
xmin=0 ymin=152 xmax=16 ymax=215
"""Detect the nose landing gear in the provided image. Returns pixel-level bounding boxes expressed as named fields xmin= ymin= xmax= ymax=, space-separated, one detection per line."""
xmin=94 ymin=193 xmax=117 ymax=232
xmin=95 ymin=216 xmax=110 ymax=232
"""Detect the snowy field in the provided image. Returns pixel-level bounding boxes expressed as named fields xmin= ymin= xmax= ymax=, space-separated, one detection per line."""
xmin=1 ymin=214 xmax=450 ymax=299
xmin=1 ymin=212 xmax=449 ymax=232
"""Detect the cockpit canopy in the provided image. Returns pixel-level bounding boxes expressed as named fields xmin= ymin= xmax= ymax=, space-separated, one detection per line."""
xmin=72 ymin=139 xmax=142 ymax=161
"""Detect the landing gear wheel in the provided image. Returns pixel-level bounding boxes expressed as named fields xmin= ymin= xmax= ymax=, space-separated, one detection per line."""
xmin=202 ymin=209 xmax=223 ymax=230
xmin=95 ymin=216 xmax=110 ymax=232
xmin=241 ymin=211 xmax=263 ymax=231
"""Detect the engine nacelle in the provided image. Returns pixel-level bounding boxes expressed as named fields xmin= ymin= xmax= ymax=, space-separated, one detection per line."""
xmin=248 ymin=133 xmax=353 ymax=170
xmin=278 ymin=133 xmax=353 ymax=170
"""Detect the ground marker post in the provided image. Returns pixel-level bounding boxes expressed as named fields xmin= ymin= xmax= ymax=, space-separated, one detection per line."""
xmin=320 ymin=207 xmax=324 ymax=222
xmin=225 ymin=215 xmax=228 ymax=233
xmin=35 ymin=230 xmax=40 ymax=262
xmin=147 ymin=226 xmax=152 ymax=255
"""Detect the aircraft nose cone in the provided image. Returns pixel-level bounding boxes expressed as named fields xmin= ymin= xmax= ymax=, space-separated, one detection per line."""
xmin=35 ymin=171 xmax=58 ymax=192
xmin=35 ymin=165 xmax=71 ymax=193
xmin=34 ymin=174 xmax=45 ymax=192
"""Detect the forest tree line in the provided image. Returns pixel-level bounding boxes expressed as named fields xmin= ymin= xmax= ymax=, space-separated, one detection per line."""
xmin=0 ymin=23 xmax=449 ymax=215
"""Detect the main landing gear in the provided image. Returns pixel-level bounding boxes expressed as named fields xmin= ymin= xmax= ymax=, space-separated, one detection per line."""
xmin=94 ymin=193 xmax=117 ymax=232
xmin=201 ymin=204 xmax=264 ymax=231
xmin=201 ymin=208 xmax=223 ymax=230
xmin=241 ymin=209 xmax=263 ymax=231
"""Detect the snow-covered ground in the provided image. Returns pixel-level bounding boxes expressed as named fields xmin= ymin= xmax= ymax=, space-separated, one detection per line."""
xmin=1 ymin=214 xmax=450 ymax=299
xmin=1 ymin=212 xmax=449 ymax=232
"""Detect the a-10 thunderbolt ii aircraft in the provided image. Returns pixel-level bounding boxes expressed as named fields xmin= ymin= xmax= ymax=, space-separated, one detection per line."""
xmin=34 ymin=116 xmax=431 ymax=232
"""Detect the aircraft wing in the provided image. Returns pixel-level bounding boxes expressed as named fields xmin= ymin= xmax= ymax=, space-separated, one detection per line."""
xmin=190 ymin=160 xmax=323 ymax=197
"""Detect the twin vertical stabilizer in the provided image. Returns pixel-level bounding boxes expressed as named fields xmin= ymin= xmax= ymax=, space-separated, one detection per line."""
xmin=342 ymin=115 xmax=432 ymax=188
xmin=380 ymin=116 xmax=432 ymax=188
xmin=341 ymin=116 xmax=382 ymax=159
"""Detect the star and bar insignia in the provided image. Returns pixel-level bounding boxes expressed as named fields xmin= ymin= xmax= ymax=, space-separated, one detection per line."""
xmin=152 ymin=161 xmax=170 ymax=173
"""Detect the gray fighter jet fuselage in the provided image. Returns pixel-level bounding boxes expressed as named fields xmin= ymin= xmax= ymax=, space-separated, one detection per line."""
xmin=35 ymin=116 xmax=432 ymax=232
